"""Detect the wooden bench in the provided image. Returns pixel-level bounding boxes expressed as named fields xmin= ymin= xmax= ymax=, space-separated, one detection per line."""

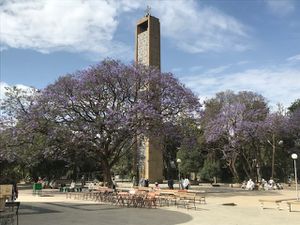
xmin=173 ymin=193 xmax=203 ymax=210
xmin=175 ymin=193 xmax=190 ymax=209
xmin=287 ymin=201 xmax=300 ymax=212
xmin=195 ymin=194 xmax=206 ymax=205
xmin=259 ymin=198 xmax=296 ymax=210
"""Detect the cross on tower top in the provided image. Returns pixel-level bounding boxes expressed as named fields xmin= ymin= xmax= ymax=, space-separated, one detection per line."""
xmin=145 ymin=5 xmax=151 ymax=16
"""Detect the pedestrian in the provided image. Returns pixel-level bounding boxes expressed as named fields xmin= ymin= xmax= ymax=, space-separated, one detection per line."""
xmin=112 ymin=178 xmax=117 ymax=191
xmin=12 ymin=181 xmax=18 ymax=201
xmin=139 ymin=177 xmax=145 ymax=187
xmin=81 ymin=175 xmax=86 ymax=187
xmin=144 ymin=179 xmax=149 ymax=187
xmin=37 ymin=177 xmax=43 ymax=183
xmin=288 ymin=176 xmax=292 ymax=187
xmin=168 ymin=179 xmax=174 ymax=189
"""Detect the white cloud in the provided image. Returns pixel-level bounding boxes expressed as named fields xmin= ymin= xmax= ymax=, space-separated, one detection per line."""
xmin=0 ymin=82 xmax=9 ymax=100
xmin=287 ymin=54 xmax=300 ymax=63
xmin=179 ymin=66 xmax=300 ymax=108
xmin=0 ymin=0 xmax=250 ymax=57
xmin=203 ymin=61 xmax=250 ymax=74
xmin=0 ymin=81 xmax=34 ymax=100
xmin=206 ymin=65 xmax=232 ymax=74
xmin=265 ymin=0 xmax=295 ymax=16
xmin=152 ymin=0 xmax=250 ymax=53
xmin=0 ymin=0 xmax=140 ymax=59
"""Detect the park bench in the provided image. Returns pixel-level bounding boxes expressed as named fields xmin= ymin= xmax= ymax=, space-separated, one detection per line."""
xmin=182 ymin=193 xmax=206 ymax=210
xmin=259 ymin=198 xmax=296 ymax=210
xmin=157 ymin=190 xmax=177 ymax=206
xmin=186 ymin=190 xmax=206 ymax=205
xmin=176 ymin=192 xmax=197 ymax=209
xmin=286 ymin=200 xmax=300 ymax=212
xmin=137 ymin=187 xmax=151 ymax=192
xmin=61 ymin=186 xmax=82 ymax=192
xmin=194 ymin=193 xmax=206 ymax=205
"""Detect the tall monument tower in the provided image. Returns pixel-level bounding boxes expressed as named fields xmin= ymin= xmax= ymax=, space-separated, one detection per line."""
xmin=135 ymin=9 xmax=163 ymax=182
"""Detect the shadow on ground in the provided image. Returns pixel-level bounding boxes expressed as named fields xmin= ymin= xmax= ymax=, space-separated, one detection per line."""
xmin=20 ymin=202 xmax=193 ymax=225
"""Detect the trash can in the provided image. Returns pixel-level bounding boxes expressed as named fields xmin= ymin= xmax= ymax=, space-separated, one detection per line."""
xmin=33 ymin=183 xmax=42 ymax=196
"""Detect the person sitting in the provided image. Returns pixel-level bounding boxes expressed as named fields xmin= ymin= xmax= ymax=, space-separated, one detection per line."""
xmin=129 ymin=188 xmax=136 ymax=195
xmin=88 ymin=182 xmax=94 ymax=192
xmin=245 ymin=178 xmax=255 ymax=190
xmin=261 ymin=178 xmax=269 ymax=190
xmin=70 ymin=180 xmax=76 ymax=192
xmin=154 ymin=182 xmax=160 ymax=190
xmin=268 ymin=178 xmax=275 ymax=190
xmin=37 ymin=177 xmax=43 ymax=184
xmin=276 ymin=183 xmax=283 ymax=190
xmin=241 ymin=180 xmax=247 ymax=189
xmin=183 ymin=178 xmax=190 ymax=190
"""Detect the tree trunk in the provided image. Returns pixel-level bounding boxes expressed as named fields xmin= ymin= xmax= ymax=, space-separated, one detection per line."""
xmin=242 ymin=163 xmax=251 ymax=179
xmin=256 ymin=163 xmax=261 ymax=182
xmin=231 ymin=163 xmax=239 ymax=182
xmin=102 ymin=159 xmax=113 ymax=187
xmin=271 ymin=133 xmax=276 ymax=179
xmin=241 ymin=152 xmax=252 ymax=179
xmin=228 ymin=159 xmax=239 ymax=182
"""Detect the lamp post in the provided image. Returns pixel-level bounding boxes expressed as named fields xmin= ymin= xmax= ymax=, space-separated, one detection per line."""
xmin=176 ymin=158 xmax=182 ymax=189
xmin=291 ymin=153 xmax=299 ymax=200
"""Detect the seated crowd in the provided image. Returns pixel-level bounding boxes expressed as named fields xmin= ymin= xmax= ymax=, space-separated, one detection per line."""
xmin=241 ymin=178 xmax=284 ymax=191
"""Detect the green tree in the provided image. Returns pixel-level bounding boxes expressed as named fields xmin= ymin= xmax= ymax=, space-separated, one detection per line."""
xmin=200 ymin=159 xmax=221 ymax=183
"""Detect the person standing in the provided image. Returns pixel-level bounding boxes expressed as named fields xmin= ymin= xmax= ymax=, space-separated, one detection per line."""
xmin=168 ymin=179 xmax=174 ymax=189
xmin=81 ymin=175 xmax=86 ymax=187
xmin=112 ymin=178 xmax=117 ymax=191
xmin=12 ymin=181 xmax=18 ymax=201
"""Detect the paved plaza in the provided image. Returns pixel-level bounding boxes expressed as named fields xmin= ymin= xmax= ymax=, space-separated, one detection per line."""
xmin=15 ymin=186 xmax=300 ymax=225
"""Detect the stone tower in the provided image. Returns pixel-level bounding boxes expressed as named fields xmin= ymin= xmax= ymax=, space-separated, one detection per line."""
xmin=135 ymin=13 xmax=163 ymax=182
xmin=135 ymin=14 xmax=160 ymax=69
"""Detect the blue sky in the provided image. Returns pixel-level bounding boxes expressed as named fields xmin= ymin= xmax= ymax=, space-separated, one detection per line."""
xmin=1 ymin=0 xmax=300 ymax=109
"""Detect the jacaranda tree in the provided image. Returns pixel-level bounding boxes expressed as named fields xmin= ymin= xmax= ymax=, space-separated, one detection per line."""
xmin=19 ymin=60 xmax=201 ymax=185
xmin=204 ymin=91 xmax=269 ymax=181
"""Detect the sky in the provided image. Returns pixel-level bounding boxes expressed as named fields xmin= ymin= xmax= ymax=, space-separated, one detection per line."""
xmin=1 ymin=0 xmax=300 ymax=109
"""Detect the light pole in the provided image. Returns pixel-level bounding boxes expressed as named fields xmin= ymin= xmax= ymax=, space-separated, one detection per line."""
xmin=291 ymin=153 xmax=299 ymax=200
xmin=176 ymin=158 xmax=182 ymax=189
